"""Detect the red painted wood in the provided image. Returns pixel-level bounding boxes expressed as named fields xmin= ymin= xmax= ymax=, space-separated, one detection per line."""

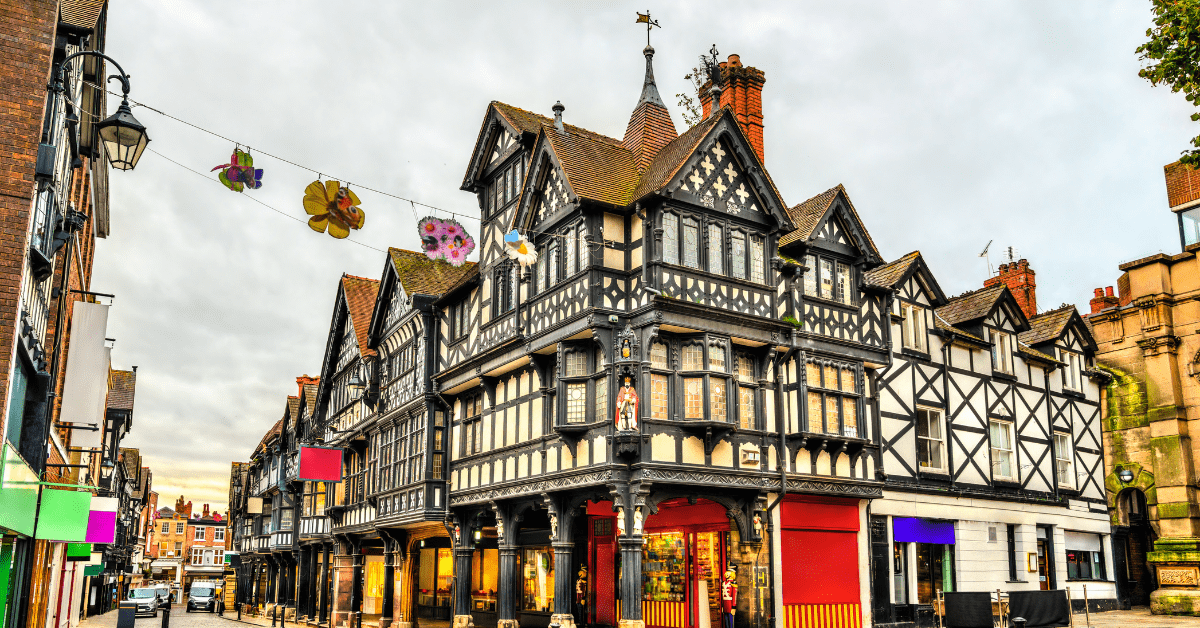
xmin=781 ymin=530 xmax=860 ymax=605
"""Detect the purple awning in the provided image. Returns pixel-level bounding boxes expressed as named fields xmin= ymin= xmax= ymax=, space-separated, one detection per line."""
xmin=893 ymin=517 xmax=955 ymax=544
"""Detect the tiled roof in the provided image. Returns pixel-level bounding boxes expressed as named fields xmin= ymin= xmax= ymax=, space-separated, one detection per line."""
xmin=546 ymin=129 xmax=641 ymax=207
xmin=933 ymin=315 xmax=986 ymax=343
xmin=1018 ymin=342 xmax=1062 ymax=365
xmin=631 ymin=114 xmax=723 ymax=201
xmin=438 ymin=264 xmax=481 ymax=302
xmin=623 ymin=100 xmax=678 ymax=174
xmin=286 ymin=396 xmax=300 ymax=431
xmin=389 ymin=248 xmax=477 ymax=297
xmin=936 ymin=284 xmax=1007 ymax=326
xmin=779 ymin=185 xmax=881 ymax=260
xmin=864 ymin=251 xmax=921 ymax=288
xmin=60 ymin=0 xmax=105 ymax=30
xmin=1019 ymin=305 xmax=1077 ymax=347
xmin=107 ymin=369 xmax=136 ymax=411
xmin=120 ymin=447 xmax=140 ymax=481
xmin=255 ymin=418 xmax=284 ymax=455
xmin=303 ymin=382 xmax=318 ymax=412
xmin=342 ymin=274 xmax=380 ymax=358
xmin=491 ymin=102 xmax=624 ymax=147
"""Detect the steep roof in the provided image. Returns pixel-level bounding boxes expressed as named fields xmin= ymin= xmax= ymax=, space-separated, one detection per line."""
xmin=864 ymin=251 xmax=921 ymax=288
xmin=1019 ymin=305 xmax=1077 ymax=347
xmin=254 ymin=417 xmax=284 ymax=455
xmin=302 ymin=382 xmax=319 ymax=412
xmin=492 ymin=102 xmax=624 ymax=147
xmin=120 ymin=448 xmax=140 ymax=482
xmin=389 ymin=248 xmax=477 ymax=297
xmin=545 ymin=128 xmax=641 ymax=207
xmin=779 ymin=185 xmax=881 ymax=260
xmin=623 ymin=47 xmax=678 ymax=174
xmin=342 ymin=274 xmax=380 ymax=358
xmin=630 ymin=114 xmax=723 ymax=200
xmin=286 ymin=396 xmax=300 ymax=431
xmin=933 ymin=315 xmax=986 ymax=344
xmin=60 ymin=0 xmax=106 ymax=31
xmin=107 ymin=369 xmax=136 ymax=411
xmin=936 ymin=284 xmax=1007 ymax=326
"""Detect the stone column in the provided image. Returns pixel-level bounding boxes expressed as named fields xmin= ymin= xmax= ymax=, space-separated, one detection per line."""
xmin=617 ymin=535 xmax=643 ymax=628
xmin=551 ymin=541 xmax=576 ymax=628
xmin=497 ymin=545 xmax=518 ymax=628
xmin=452 ymin=545 xmax=475 ymax=628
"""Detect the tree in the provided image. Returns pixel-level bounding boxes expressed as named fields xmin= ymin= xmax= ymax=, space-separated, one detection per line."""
xmin=1138 ymin=0 xmax=1200 ymax=166
xmin=676 ymin=65 xmax=706 ymax=128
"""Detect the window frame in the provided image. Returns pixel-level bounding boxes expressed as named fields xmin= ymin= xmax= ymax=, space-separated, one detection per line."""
xmin=991 ymin=329 xmax=1014 ymax=375
xmin=915 ymin=406 xmax=946 ymax=473
xmin=460 ymin=392 xmax=484 ymax=457
xmin=193 ymin=526 xmax=206 ymax=541
xmin=493 ymin=261 xmax=517 ymax=317
xmin=901 ymin=302 xmax=928 ymax=353
xmin=802 ymin=253 xmax=856 ymax=306
xmin=559 ymin=345 xmax=605 ymax=426
xmin=989 ymin=418 xmax=1017 ymax=481
xmin=803 ymin=358 xmax=862 ymax=438
xmin=1054 ymin=431 xmax=1074 ymax=489
xmin=658 ymin=210 xmax=766 ymax=285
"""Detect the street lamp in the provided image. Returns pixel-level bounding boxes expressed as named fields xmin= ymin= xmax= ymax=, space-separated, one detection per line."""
xmin=53 ymin=51 xmax=149 ymax=171
xmin=1118 ymin=468 xmax=1135 ymax=483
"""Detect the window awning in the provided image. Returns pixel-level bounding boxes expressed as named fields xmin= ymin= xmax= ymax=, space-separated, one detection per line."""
xmin=893 ymin=517 xmax=955 ymax=544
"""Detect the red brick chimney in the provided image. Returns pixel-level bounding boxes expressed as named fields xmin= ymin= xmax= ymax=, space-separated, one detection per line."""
xmin=700 ymin=54 xmax=766 ymax=163
xmin=984 ymin=259 xmax=1037 ymax=320
xmin=296 ymin=374 xmax=319 ymax=398
xmin=1089 ymin=287 xmax=1119 ymax=314
xmin=202 ymin=504 xmax=210 ymax=519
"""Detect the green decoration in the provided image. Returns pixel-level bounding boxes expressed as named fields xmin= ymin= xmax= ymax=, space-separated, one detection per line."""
xmin=0 ymin=444 xmax=38 ymax=536
xmin=35 ymin=489 xmax=91 ymax=542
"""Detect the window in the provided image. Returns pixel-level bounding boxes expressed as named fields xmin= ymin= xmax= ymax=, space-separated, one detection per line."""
xmin=991 ymin=330 xmax=1013 ymax=374
xmin=682 ymin=218 xmax=700 ymax=269
xmin=901 ymin=303 xmax=927 ymax=352
xmin=650 ymin=341 xmax=669 ymax=420
xmin=803 ymin=254 xmax=854 ymax=304
xmin=561 ymin=347 xmax=601 ymax=425
xmin=708 ymin=224 xmax=723 ymax=274
xmin=804 ymin=359 xmax=860 ymax=437
xmin=535 ymin=246 xmax=546 ymax=293
xmin=462 ymin=393 xmax=483 ymax=456
xmin=731 ymin=232 xmax=746 ymax=280
xmin=1007 ymin=524 xmax=1018 ymax=582
xmin=1062 ymin=351 xmax=1083 ymax=392
xmin=750 ymin=238 xmax=765 ymax=283
xmin=548 ymin=241 xmax=560 ymax=285
xmin=737 ymin=354 xmax=756 ymax=430
xmin=1055 ymin=432 xmax=1074 ymax=488
xmin=565 ymin=227 xmax=577 ymax=277
xmin=174 ymin=542 xmax=182 ymax=554
xmin=191 ymin=548 xmax=205 ymax=565
xmin=990 ymin=419 xmax=1015 ymax=481
xmin=1065 ymin=532 xmax=1105 ymax=581
xmin=916 ymin=407 xmax=945 ymax=472
xmin=521 ymin=547 xmax=555 ymax=612
xmin=280 ymin=508 xmax=293 ymax=531
xmin=488 ymin=160 xmax=523 ymax=218
xmin=915 ymin=543 xmax=955 ymax=604
xmin=893 ymin=542 xmax=908 ymax=604
xmin=214 ymin=528 xmax=225 ymax=542
xmin=176 ymin=523 xmax=185 ymax=534
xmin=451 ymin=300 xmax=469 ymax=341
xmin=494 ymin=262 xmax=516 ymax=316
xmin=595 ymin=376 xmax=607 ymax=425
xmin=161 ymin=523 xmax=169 ymax=534
xmin=663 ymin=213 xmax=679 ymax=265
xmin=193 ymin=526 xmax=206 ymax=541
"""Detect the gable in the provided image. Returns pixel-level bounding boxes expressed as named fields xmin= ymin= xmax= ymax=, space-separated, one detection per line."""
xmin=672 ymin=138 xmax=765 ymax=218
xmin=513 ymin=138 xmax=579 ymax=234
xmin=780 ymin=185 xmax=882 ymax=263
xmin=488 ymin=126 xmax=520 ymax=169
xmin=804 ymin=199 xmax=878 ymax=262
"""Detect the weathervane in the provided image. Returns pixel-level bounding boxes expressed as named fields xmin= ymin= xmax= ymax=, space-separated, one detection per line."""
xmin=636 ymin=10 xmax=660 ymax=46
xmin=702 ymin=44 xmax=724 ymax=96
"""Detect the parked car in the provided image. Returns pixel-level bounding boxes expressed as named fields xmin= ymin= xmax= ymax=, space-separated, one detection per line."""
xmin=154 ymin=585 xmax=171 ymax=607
xmin=126 ymin=588 xmax=159 ymax=617
xmin=186 ymin=585 xmax=218 ymax=613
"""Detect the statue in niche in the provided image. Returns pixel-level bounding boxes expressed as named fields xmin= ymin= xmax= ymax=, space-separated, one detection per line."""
xmin=550 ymin=513 xmax=559 ymax=540
xmin=615 ymin=377 xmax=639 ymax=431
xmin=633 ymin=506 xmax=644 ymax=535
xmin=616 ymin=507 xmax=626 ymax=536
xmin=495 ymin=517 xmax=505 ymax=541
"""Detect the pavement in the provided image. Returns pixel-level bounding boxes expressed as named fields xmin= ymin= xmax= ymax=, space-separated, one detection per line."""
xmin=76 ymin=606 xmax=1200 ymax=628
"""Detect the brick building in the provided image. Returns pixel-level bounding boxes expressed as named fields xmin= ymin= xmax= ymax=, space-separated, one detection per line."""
xmin=148 ymin=498 xmax=230 ymax=592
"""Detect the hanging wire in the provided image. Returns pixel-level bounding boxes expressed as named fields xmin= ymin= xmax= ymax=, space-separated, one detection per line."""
xmin=84 ymin=80 xmax=479 ymax=223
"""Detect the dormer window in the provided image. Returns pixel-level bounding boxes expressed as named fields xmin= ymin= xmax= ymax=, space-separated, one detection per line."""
xmin=488 ymin=159 xmax=523 ymax=217
xmin=901 ymin=303 xmax=927 ymax=353
xmin=991 ymin=330 xmax=1013 ymax=374
xmin=1061 ymin=350 xmax=1083 ymax=392
xmin=802 ymin=254 xmax=854 ymax=305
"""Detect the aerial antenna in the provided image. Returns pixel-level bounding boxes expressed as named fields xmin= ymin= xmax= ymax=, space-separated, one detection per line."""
xmin=979 ymin=239 xmax=993 ymax=277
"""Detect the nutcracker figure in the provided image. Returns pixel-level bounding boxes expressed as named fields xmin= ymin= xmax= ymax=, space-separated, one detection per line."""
xmin=575 ymin=564 xmax=589 ymax=625
xmin=615 ymin=377 xmax=639 ymax=431
xmin=720 ymin=567 xmax=738 ymax=628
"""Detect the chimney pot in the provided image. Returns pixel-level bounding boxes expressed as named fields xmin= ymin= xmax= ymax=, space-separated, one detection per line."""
xmin=552 ymin=101 xmax=566 ymax=134
xmin=1094 ymin=288 xmax=1104 ymax=298
xmin=727 ymin=54 xmax=741 ymax=67
xmin=1105 ymin=286 xmax=1114 ymax=297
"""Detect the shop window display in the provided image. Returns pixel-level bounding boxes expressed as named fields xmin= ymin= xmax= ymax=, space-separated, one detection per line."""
xmin=642 ymin=532 xmax=687 ymax=602
xmin=523 ymin=547 xmax=555 ymax=612
xmin=418 ymin=547 xmax=453 ymax=619
xmin=472 ymin=548 xmax=498 ymax=611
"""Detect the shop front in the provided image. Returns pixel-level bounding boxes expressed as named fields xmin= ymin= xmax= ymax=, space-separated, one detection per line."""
xmin=777 ymin=495 xmax=864 ymax=628
xmin=414 ymin=538 xmax=452 ymax=620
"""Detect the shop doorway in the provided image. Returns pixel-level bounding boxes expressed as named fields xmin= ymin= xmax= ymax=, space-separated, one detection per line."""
xmin=639 ymin=499 xmax=730 ymax=628
xmin=414 ymin=538 xmax=452 ymax=621
xmin=1115 ymin=489 xmax=1155 ymax=607
xmin=1036 ymin=525 xmax=1055 ymax=591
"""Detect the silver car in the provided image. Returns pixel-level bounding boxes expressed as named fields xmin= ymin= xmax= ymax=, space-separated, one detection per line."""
xmin=186 ymin=586 xmax=217 ymax=612
xmin=126 ymin=588 xmax=159 ymax=617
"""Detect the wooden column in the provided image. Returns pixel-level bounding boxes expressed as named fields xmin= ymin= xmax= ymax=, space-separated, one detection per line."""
xmin=452 ymin=546 xmax=475 ymax=628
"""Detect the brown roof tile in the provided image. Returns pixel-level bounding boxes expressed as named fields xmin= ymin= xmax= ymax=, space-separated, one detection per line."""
xmin=107 ymin=369 xmax=136 ymax=411
xmin=286 ymin=396 xmax=300 ymax=431
xmin=342 ymin=274 xmax=380 ymax=358
xmin=933 ymin=315 xmax=986 ymax=343
xmin=1019 ymin=305 xmax=1078 ymax=347
xmin=935 ymin=284 xmax=1007 ymax=326
xmin=779 ymin=185 xmax=881 ymax=261
xmin=623 ymin=101 xmax=678 ymax=174
xmin=60 ymin=0 xmax=106 ymax=30
xmin=303 ymin=382 xmax=318 ymax=412
xmin=491 ymin=102 xmax=624 ymax=147
xmin=631 ymin=115 xmax=723 ymax=201
xmin=389 ymin=248 xmax=478 ymax=297
xmin=546 ymin=130 xmax=641 ymax=207
xmin=255 ymin=417 xmax=284 ymax=455
xmin=864 ymin=251 xmax=921 ymax=288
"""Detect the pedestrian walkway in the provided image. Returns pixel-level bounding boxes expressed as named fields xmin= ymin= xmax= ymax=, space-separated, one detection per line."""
xmin=1083 ymin=608 xmax=1200 ymax=627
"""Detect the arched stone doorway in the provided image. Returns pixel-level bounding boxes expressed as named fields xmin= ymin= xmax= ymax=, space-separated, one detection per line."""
xmin=1114 ymin=488 xmax=1157 ymax=608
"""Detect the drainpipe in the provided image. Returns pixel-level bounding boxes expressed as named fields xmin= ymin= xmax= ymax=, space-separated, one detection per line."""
xmin=764 ymin=346 xmax=796 ymax=628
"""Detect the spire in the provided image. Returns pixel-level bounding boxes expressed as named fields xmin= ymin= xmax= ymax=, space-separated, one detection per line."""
xmin=638 ymin=45 xmax=666 ymax=107
xmin=624 ymin=45 xmax=677 ymax=174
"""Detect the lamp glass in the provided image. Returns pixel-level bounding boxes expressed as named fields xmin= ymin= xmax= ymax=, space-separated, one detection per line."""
xmin=95 ymin=101 xmax=149 ymax=171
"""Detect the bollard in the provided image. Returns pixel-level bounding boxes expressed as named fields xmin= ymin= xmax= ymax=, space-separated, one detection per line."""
xmin=237 ymin=602 xmax=242 ymax=621
xmin=1012 ymin=617 xmax=1027 ymax=628
xmin=1083 ymin=584 xmax=1091 ymax=627
xmin=161 ymin=602 xmax=171 ymax=628
xmin=272 ymin=605 xmax=278 ymax=628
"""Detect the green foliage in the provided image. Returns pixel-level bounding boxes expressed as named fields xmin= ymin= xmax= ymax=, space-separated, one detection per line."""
xmin=676 ymin=65 xmax=706 ymax=128
xmin=781 ymin=315 xmax=804 ymax=329
xmin=1138 ymin=0 xmax=1200 ymax=166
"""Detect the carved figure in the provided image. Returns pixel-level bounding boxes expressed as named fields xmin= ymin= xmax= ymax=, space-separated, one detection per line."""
xmin=550 ymin=513 xmax=559 ymax=540
xmin=495 ymin=517 xmax=505 ymax=541
xmin=753 ymin=514 xmax=762 ymax=537
xmin=633 ymin=506 xmax=644 ymax=534
xmin=576 ymin=564 xmax=588 ymax=605
xmin=721 ymin=567 xmax=738 ymax=628
xmin=615 ymin=377 xmax=639 ymax=431
xmin=616 ymin=507 xmax=626 ymax=536
xmin=453 ymin=524 xmax=461 ymax=543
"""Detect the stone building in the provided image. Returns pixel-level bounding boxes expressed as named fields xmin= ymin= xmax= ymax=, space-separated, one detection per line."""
xmin=1086 ymin=160 xmax=1200 ymax=614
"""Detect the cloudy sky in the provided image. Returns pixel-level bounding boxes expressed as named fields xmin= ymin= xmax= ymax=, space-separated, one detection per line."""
xmin=94 ymin=1 xmax=1191 ymax=512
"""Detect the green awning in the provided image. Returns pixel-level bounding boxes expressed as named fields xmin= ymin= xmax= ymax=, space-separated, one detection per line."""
xmin=0 ymin=444 xmax=38 ymax=536
xmin=83 ymin=564 xmax=103 ymax=577
xmin=66 ymin=543 xmax=91 ymax=561
xmin=35 ymin=489 xmax=91 ymax=541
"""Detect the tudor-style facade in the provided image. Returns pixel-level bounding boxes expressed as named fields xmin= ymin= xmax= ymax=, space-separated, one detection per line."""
xmin=865 ymin=254 xmax=1111 ymax=625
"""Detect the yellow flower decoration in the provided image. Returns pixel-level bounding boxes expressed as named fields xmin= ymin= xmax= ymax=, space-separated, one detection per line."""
xmin=303 ymin=180 xmax=366 ymax=239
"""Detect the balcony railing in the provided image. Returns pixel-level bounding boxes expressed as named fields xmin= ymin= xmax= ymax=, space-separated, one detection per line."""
xmin=255 ymin=535 xmax=270 ymax=551
xmin=270 ymin=530 xmax=293 ymax=549
xmin=299 ymin=515 xmax=330 ymax=538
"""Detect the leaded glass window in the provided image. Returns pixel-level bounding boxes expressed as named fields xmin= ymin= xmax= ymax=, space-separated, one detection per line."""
xmin=566 ymin=383 xmax=587 ymax=424
xmin=803 ymin=255 xmax=817 ymax=295
xmin=682 ymin=218 xmax=700 ymax=269
xmin=565 ymin=350 xmax=588 ymax=377
xmin=650 ymin=341 xmax=668 ymax=369
xmin=651 ymin=374 xmax=668 ymax=420
xmin=565 ymin=228 xmax=577 ymax=276
xmin=663 ymin=213 xmax=679 ymax=265
xmin=684 ymin=377 xmax=703 ymax=419
xmin=709 ymin=343 xmax=726 ymax=372
xmin=595 ymin=376 xmax=607 ymax=423
xmin=731 ymin=232 xmax=746 ymax=279
xmin=750 ymin=238 xmax=765 ymax=283
xmin=682 ymin=344 xmax=704 ymax=371
xmin=708 ymin=224 xmax=723 ymax=275
xmin=710 ymin=379 xmax=726 ymax=421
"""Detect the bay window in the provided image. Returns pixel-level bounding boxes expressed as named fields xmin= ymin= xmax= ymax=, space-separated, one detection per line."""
xmin=804 ymin=359 xmax=861 ymax=437
xmin=736 ymin=353 xmax=757 ymax=429
xmin=802 ymin=254 xmax=854 ymax=305
xmin=560 ymin=346 xmax=606 ymax=425
xmin=650 ymin=341 xmax=670 ymax=420
xmin=659 ymin=212 xmax=766 ymax=284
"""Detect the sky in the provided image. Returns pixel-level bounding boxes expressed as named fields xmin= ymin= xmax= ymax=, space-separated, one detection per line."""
xmin=94 ymin=1 xmax=1192 ymax=513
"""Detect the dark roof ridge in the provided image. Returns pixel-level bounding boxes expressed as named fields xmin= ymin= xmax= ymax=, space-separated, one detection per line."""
xmin=491 ymin=101 xmax=624 ymax=147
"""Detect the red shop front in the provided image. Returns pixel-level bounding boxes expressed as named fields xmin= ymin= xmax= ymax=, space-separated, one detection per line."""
xmin=778 ymin=495 xmax=863 ymax=628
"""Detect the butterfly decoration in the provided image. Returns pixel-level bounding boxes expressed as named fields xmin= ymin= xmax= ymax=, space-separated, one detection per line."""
xmin=211 ymin=148 xmax=263 ymax=192
xmin=504 ymin=229 xmax=538 ymax=268
xmin=303 ymin=180 xmax=366 ymax=239
xmin=417 ymin=216 xmax=476 ymax=267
